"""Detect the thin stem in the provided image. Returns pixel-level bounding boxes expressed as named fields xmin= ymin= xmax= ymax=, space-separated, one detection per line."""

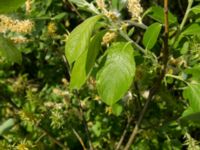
xmin=163 ymin=0 xmax=169 ymax=68
xmin=172 ymin=0 xmax=193 ymax=48
xmin=65 ymin=0 xmax=84 ymax=20
xmin=76 ymin=91 xmax=94 ymax=150
xmin=72 ymin=128 xmax=87 ymax=150
xmin=119 ymin=29 xmax=146 ymax=54
xmin=124 ymin=88 xmax=156 ymax=150
xmin=165 ymin=74 xmax=189 ymax=85
xmin=180 ymin=0 xmax=193 ymax=31
xmin=134 ymin=82 xmax=142 ymax=110
xmin=124 ymin=20 xmax=148 ymax=29
xmin=124 ymin=0 xmax=170 ymax=149
xmin=115 ymin=117 xmax=133 ymax=150
xmin=38 ymin=127 xmax=68 ymax=150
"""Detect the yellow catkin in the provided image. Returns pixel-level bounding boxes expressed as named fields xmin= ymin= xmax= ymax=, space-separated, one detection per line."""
xmin=96 ymin=0 xmax=106 ymax=10
xmin=25 ymin=0 xmax=32 ymax=14
xmin=105 ymin=11 xmax=119 ymax=21
xmin=127 ymin=0 xmax=143 ymax=22
xmin=47 ymin=22 xmax=57 ymax=35
xmin=10 ymin=36 xmax=30 ymax=43
xmin=0 ymin=15 xmax=34 ymax=33
xmin=16 ymin=144 xmax=29 ymax=150
xmin=102 ymin=31 xmax=117 ymax=45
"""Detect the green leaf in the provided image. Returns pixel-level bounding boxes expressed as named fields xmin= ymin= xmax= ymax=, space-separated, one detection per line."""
xmin=180 ymin=110 xmax=200 ymax=124
xmin=145 ymin=6 xmax=178 ymax=25
xmin=65 ymin=15 xmax=102 ymax=65
xmin=173 ymin=23 xmax=200 ymax=48
xmin=183 ymin=83 xmax=200 ymax=112
xmin=182 ymin=23 xmax=200 ymax=35
xmin=181 ymin=83 xmax=200 ymax=123
xmin=191 ymin=5 xmax=200 ymax=14
xmin=112 ymin=103 xmax=123 ymax=116
xmin=111 ymin=0 xmax=127 ymax=11
xmin=0 ymin=35 xmax=22 ymax=64
xmin=0 ymin=0 xmax=26 ymax=13
xmin=111 ymin=0 xmax=118 ymax=9
xmin=143 ymin=23 xmax=162 ymax=50
xmin=0 ymin=118 xmax=16 ymax=135
xmin=69 ymin=31 xmax=106 ymax=89
xmin=52 ymin=13 xmax=67 ymax=20
xmin=69 ymin=0 xmax=99 ymax=14
xmin=185 ymin=65 xmax=200 ymax=81
xmin=97 ymin=42 xmax=135 ymax=106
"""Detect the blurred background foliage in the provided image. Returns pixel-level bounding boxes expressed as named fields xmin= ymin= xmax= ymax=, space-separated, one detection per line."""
xmin=0 ymin=0 xmax=200 ymax=150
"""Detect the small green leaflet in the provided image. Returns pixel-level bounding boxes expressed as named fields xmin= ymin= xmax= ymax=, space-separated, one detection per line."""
xmin=185 ymin=65 xmax=200 ymax=81
xmin=112 ymin=103 xmax=123 ymax=116
xmin=69 ymin=0 xmax=98 ymax=14
xmin=144 ymin=6 xmax=177 ymax=25
xmin=0 ymin=118 xmax=16 ymax=135
xmin=143 ymin=23 xmax=162 ymax=50
xmin=182 ymin=23 xmax=200 ymax=35
xmin=97 ymin=42 xmax=135 ymax=106
xmin=0 ymin=35 xmax=22 ymax=64
xmin=181 ymin=109 xmax=200 ymax=124
xmin=0 ymin=0 xmax=26 ymax=13
xmin=69 ymin=31 xmax=106 ymax=90
xmin=111 ymin=0 xmax=127 ymax=11
xmin=191 ymin=5 xmax=200 ymax=14
xmin=183 ymin=83 xmax=200 ymax=113
xmin=173 ymin=23 xmax=200 ymax=48
xmin=65 ymin=15 xmax=102 ymax=66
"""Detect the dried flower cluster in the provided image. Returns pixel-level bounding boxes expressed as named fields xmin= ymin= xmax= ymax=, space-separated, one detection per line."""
xmin=10 ymin=36 xmax=30 ymax=43
xmin=127 ymin=0 xmax=143 ymax=22
xmin=105 ymin=11 xmax=119 ymax=21
xmin=25 ymin=0 xmax=32 ymax=14
xmin=0 ymin=15 xmax=34 ymax=33
xmin=102 ymin=31 xmax=117 ymax=45
xmin=96 ymin=0 xmax=119 ymax=21
xmin=96 ymin=0 xmax=106 ymax=10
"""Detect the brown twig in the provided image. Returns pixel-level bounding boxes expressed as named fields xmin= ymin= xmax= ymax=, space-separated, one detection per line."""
xmin=115 ymin=117 xmax=133 ymax=150
xmin=163 ymin=0 xmax=169 ymax=69
xmin=76 ymin=91 xmax=94 ymax=150
xmin=38 ymin=127 xmax=68 ymax=150
xmin=134 ymin=82 xmax=142 ymax=110
xmin=72 ymin=128 xmax=87 ymax=150
xmin=124 ymin=0 xmax=169 ymax=149
xmin=65 ymin=0 xmax=84 ymax=20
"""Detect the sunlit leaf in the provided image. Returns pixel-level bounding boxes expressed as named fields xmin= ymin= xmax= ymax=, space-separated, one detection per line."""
xmin=0 ymin=118 xmax=16 ymax=135
xmin=182 ymin=23 xmax=200 ymax=35
xmin=97 ymin=42 xmax=135 ymax=106
xmin=69 ymin=31 xmax=105 ymax=89
xmin=65 ymin=15 xmax=102 ymax=65
xmin=144 ymin=6 xmax=178 ymax=25
xmin=183 ymin=83 xmax=200 ymax=112
xmin=143 ymin=23 xmax=162 ymax=50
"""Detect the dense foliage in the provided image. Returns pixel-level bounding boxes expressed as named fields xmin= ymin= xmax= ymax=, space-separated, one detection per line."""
xmin=1 ymin=0 xmax=200 ymax=149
